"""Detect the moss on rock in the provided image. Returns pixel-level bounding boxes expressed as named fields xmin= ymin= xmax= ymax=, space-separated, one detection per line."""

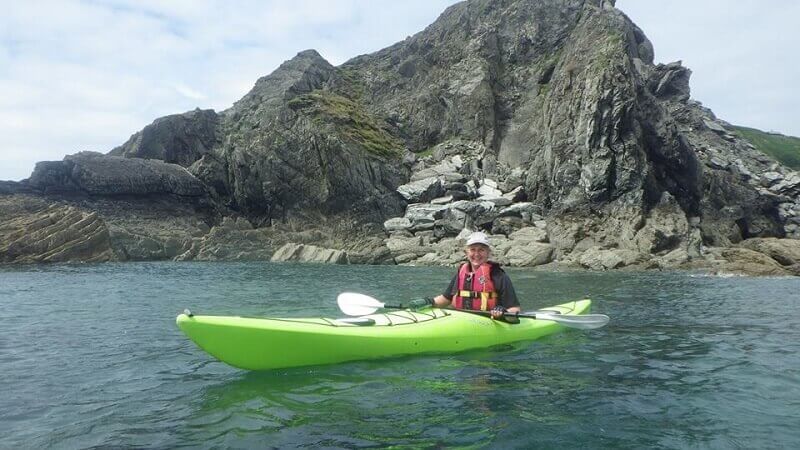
xmin=288 ymin=90 xmax=403 ymax=159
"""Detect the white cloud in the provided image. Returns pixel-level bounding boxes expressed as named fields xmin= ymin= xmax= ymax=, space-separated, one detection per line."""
xmin=616 ymin=0 xmax=800 ymax=138
xmin=175 ymin=84 xmax=207 ymax=101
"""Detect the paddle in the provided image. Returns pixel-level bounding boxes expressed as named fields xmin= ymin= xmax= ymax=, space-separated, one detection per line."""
xmin=336 ymin=292 xmax=609 ymax=330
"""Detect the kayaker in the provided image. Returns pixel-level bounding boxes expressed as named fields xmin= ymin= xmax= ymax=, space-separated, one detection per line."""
xmin=409 ymin=231 xmax=521 ymax=320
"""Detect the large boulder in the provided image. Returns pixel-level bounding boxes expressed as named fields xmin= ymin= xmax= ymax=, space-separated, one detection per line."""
xmin=578 ymin=247 xmax=642 ymax=270
xmin=691 ymin=247 xmax=792 ymax=277
xmin=491 ymin=216 xmax=527 ymax=236
xmin=27 ymin=152 xmax=206 ymax=197
xmin=738 ymin=238 xmax=800 ymax=267
xmin=270 ymin=243 xmax=349 ymax=264
xmin=509 ymin=226 xmax=548 ymax=244
xmin=396 ymin=177 xmax=444 ymax=203
xmin=405 ymin=203 xmax=449 ymax=232
xmin=410 ymin=157 xmax=464 ymax=182
xmin=504 ymin=243 xmax=554 ymax=267
xmin=496 ymin=202 xmax=543 ymax=221
xmin=383 ymin=217 xmax=413 ymax=232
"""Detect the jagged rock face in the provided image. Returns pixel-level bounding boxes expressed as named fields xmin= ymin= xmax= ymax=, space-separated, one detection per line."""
xmin=216 ymin=111 xmax=406 ymax=223
xmin=658 ymin=82 xmax=789 ymax=246
xmin=110 ymin=109 xmax=220 ymax=167
xmin=229 ymin=49 xmax=336 ymax=118
xmin=334 ymin=0 xmax=661 ymax=214
xmin=27 ymin=152 xmax=206 ymax=197
xmin=332 ymin=0 xmax=711 ymax=256
xmin=505 ymin=7 xmax=651 ymax=210
xmin=189 ymin=49 xmax=408 ymax=224
xmin=343 ymin=0 xmax=594 ymax=152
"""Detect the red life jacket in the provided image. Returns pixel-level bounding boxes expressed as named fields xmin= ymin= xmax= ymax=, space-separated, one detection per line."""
xmin=452 ymin=262 xmax=498 ymax=311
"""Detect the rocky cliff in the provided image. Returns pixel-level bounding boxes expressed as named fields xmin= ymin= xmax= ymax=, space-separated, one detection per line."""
xmin=3 ymin=0 xmax=800 ymax=275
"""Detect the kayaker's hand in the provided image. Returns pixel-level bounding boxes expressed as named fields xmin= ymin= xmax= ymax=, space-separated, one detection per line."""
xmin=407 ymin=297 xmax=434 ymax=310
xmin=490 ymin=305 xmax=506 ymax=319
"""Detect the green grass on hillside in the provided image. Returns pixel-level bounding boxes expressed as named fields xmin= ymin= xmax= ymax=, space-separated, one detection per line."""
xmin=732 ymin=126 xmax=800 ymax=170
xmin=287 ymin=90 xmax=403 ymax=159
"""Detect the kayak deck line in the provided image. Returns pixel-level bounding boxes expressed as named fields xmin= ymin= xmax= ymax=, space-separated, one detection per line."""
xmin=176 ymin=299 xmax=593 ymax=371
xmin=183 ymin=308 xmax=454 ymax=328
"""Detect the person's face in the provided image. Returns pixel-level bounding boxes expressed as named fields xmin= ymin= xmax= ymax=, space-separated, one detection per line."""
xmin=465 ymin=244 xmax=490 ymax=267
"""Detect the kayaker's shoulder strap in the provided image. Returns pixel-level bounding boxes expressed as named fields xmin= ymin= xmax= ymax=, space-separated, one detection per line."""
xmin=450 ymin=262 xmax=468 ymax=295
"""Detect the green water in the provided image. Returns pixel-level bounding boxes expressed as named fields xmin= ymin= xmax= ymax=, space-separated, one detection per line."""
xmin=1 ymin=262 xmax=799 ymax=448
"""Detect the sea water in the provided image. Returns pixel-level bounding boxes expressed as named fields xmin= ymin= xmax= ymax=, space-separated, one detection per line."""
xmin=1 ymin=262 xmax=799 ymax=448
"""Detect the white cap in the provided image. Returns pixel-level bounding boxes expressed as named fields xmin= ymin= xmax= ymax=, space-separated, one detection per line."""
xmin=465 ymin=231 xmax=491 ymax=247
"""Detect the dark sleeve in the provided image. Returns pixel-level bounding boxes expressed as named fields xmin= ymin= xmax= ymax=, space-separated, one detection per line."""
xmin=442 ymin=273 xmax=458 ymax=300
xmin=493 ymin=270 xmax=520 ymax=308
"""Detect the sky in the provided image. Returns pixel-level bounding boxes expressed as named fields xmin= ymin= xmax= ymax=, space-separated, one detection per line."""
xmin=1 ymin=0 xmax=797 ymax=181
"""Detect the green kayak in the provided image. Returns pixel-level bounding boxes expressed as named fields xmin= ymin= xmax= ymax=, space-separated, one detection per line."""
xmin=176 ymin=299 xmax=592 ymax=371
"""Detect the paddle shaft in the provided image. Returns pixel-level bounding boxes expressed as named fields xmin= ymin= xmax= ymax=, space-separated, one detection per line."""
xmin=336 ymin=292 xmax=608 ymax=329
xmin=388 ymin=303 xmax=538 ymax=319
xmin=461 ymin=309 xmax=550 ymax=320
xmin=386 ymin=303 xmax=607 ymax=328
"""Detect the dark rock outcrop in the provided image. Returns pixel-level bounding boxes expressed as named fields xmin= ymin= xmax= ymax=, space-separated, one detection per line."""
xmin=27 ymin=152 xmax=206 ymax=197
xmin=188 ymin=49 xmax=408 ymax=225
xmin=110 ymin=108 xmax=220 ymax=167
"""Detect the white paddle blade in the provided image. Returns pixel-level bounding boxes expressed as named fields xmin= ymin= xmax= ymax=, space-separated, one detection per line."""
xmin=337 ymin=292 xmax=385 ymax=316
xmin=537 ymin=313 xmax=610 ymax=330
